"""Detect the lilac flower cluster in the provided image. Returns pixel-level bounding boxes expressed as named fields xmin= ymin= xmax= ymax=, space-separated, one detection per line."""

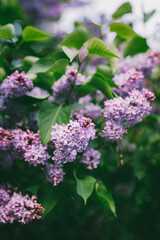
xmin=80 ymin=147 xmax=101 ymax=169
xmin=101 ymin=89 xmax=155 ymax=141
xmin=0 ymin=184 xmax=44 ymax=224
xmin=51 ymin=66 xmax=87 ymax=104
xmin=113 ymin=68 xmax=144 ymax=96
xmin=45 ymin=117 xmax=96 ymax=186
xmin=1 ymin=116 xmax=96 ymax=186
xmin=0 ymin=128 xmax=50 ymax=168
xmin=0 ymin=71 xmax=33 ymax=128
xmin=45 ymin=163 xmax=64 ymax=187
xmin=13 ymin=129 xmax=50 ymax=166
xmin=0 ymin=70 xmax=33 ymax=99
xmin=118 ymin=50 xmax=160 ymax=78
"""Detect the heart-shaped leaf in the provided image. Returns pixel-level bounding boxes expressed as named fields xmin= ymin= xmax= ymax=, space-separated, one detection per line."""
xmin=87 ymin=38 xmax=119 ymax=59
xmin=38 ymin=101 xmax=73 ymax=145
xmin=110 ymin=22 xmax=139 ymax=39
xmin=112 ymin=2 xmax=132 ymax=19
xmin=74 ymin=172 xmax=96 ymax=205
xmin=0 ymin=24 xmax=15 ymax=40
xmin=95 ymin=182 xmax=117 ymax=217
xmin=60 ymin=26 xmax=90 ymax=50
xmin=23 ymin=26 xmax=51 ymax=42
xmin=62 ymin=46 xmax=79 ymax=62
xmin=123 ymin=37 xmax=149 ymax=57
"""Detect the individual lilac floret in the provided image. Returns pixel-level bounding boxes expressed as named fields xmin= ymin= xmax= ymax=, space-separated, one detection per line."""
xmin=51 ymin=117 xmax=96 ymax=165
xmin=80 ymin=147 xmax=101 ymax=169
xmin=51 ymin=66 xmax=87 ymax=104
xmin=0 ymin=70 xmax=33 ymax=98
xmin=101 ymin=89 xmax=155 ymax=141
xmin=113 ymin=68 xmax=144 ymax=96
xmin=45 ymin=163 xmax=64 ymax=186
xmin=0 ymin=184 xmax=44 ymax=224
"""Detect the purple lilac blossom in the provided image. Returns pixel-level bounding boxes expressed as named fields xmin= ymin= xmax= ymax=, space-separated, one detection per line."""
xmin=0 ymin=128 xmax=14 ymax=150
xmin=24 ymin=144 xmax=50 ymax=166
xmin=51 ymin=66 xmax=87 ymax=104
xmin=0 ymin=71 xmax=33 ymax=99
xmin=51 ymin=117 xmax=96 ymax=164
xmin=101 ymin=89 xmax=155 ymax=141
xmin=0 ymin=128 xmax=50 ymax=167
xmin=45 ymin=163 xmax=64 ymax=186
xmin=80 ymin=147 xmax=101 ymax=169
xmin=0 ymin=184 xmax=44 ymax=224
xmin=100 ymin=120 xmax=127 ymax=141
xmin=117 ymin=50 xmax=160 ymax=78
xmin=113 ymin=68 xmax=144 ymax=96
xmin=47 ymin=117 xmax=96 ymax=185
xmin=13 ymin=129 xmax=50 ymax=166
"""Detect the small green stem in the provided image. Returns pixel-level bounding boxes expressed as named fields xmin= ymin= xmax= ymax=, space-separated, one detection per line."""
xmin=64 ymin=58 xmax=81 ymax=105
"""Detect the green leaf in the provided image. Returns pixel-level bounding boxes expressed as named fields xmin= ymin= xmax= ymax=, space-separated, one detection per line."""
xmin=38 ymin=101 xmax=72 ymax=145
xmin=144 ymin=10 xmax=156 ymax=23
xmin=23 ymin=56 xmax=39 ymax=71
xmin=60 ymin=26 xmax=90 ymax=49
xmin=18 ymin=94 xmax=49 ymax=105
xmin=0 ymin=24 xmax=15 ymax=40
xmin=74 ymin=172 xmax=96 ymax=205
xmin=62 ymin=46 xmax=79 ymax=62
xmin=25 ymin=184 xmax=40 ymax=196
xmin=48 ymin=58 xmax=69 ymax=75
xmin=95 ymin=182 xmax=117 ymax=217
xmin=23 ymin=26 xmax=51 ymax=42
xmin=38 ymin=183 xmax=60 ymax=217
xmin=123 ymin=37 xmax=149 ymax=57
xmin=96 ymin=70 xmax=117 ymax=88
xmin=77 ymin=82 xmax=96 ymax=98
xmin=97 ymin=65 xmax=113 ymax=78
xmin=0 ymin=67 xmax=6 ymax=83
xmin=112 ymin=2 xmax=132 ymax=19
xmin=27 ymin=58 xmax=55 ymax=75
xmin=90 ymin=73 xmax=114 ymax=99
xmin=110 ymin=22 xmax=139 ymax=39
xmin=87 ymin=38 xmax=119 ymax=59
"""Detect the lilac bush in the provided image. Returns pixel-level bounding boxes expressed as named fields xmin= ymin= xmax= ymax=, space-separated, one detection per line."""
xmin=0 ymin=3 xmax=160 ymax=239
